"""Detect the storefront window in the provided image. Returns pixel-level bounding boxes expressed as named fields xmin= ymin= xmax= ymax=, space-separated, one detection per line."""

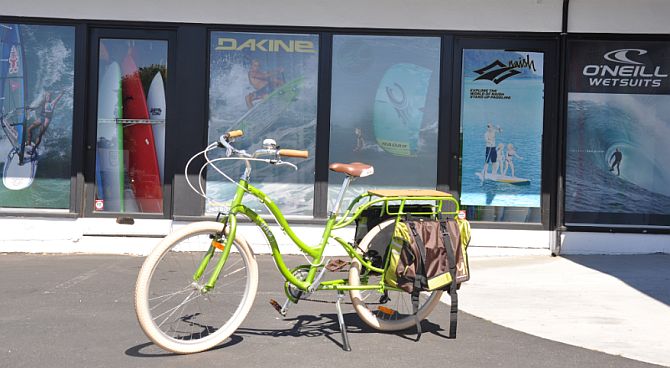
xmin=93 ymin=39 xmax=167 ymax=213
xmin=565 ymin=40 xmax=670 ymax=226
xmin=329 ymin=35 xmax=441 ymax=209
xmin=459 ymin=49 xmax=544 ymax=222
xmin=206 ymin=32 xmax=318 ymax=216
xmin=0 ymin=23 xmax=75 ymax=209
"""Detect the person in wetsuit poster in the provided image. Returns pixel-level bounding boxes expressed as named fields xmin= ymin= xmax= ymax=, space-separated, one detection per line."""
xmin=609 ymin=147 xmax=623 ymax=176
xmin=245 ymin=59 xmax=284 ymax=109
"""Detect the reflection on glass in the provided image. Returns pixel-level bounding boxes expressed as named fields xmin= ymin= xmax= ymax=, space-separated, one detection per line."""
xmin=329 ymin=35 xmax=441 ymax=210
xmin=206 ymin=32 xmax=318 ymax=216
xmin=94 ymin=39 xmax=166 ymax=213
xmin=0 ymin=23 xmax=75 ymax=209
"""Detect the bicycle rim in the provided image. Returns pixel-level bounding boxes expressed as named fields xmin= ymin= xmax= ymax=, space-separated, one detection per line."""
xmin=135 ymin=221 xmax=258 ymax=354
xmin=348 ymin=218 xmax=442 ymax=331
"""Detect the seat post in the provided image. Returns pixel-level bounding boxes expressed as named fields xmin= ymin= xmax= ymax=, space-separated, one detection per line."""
xmin=330 ymin=175 xmax=353 ymax=216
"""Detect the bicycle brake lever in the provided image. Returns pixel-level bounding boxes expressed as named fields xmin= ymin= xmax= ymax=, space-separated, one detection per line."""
xmin=274 ymin=161 xmax=298 ymax=170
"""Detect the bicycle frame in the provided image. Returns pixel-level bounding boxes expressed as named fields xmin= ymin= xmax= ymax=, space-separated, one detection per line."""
xmin=196 ymin=174 xmax=460 ymax=295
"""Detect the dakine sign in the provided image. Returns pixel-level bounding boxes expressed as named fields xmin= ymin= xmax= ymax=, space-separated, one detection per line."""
xmin=568 ymin=40 xmax=670 ymax=94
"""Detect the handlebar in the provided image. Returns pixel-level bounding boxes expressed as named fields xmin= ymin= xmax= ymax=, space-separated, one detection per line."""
xmin=278 ymin=149 xmax=309 ymax=158
xmin=185 ymin=129 xmax=308 ymax=201
xmin=224 ymin=130 xmax=244 ymax=139
xmin=218 ymin=130 xmax=309 ymax=159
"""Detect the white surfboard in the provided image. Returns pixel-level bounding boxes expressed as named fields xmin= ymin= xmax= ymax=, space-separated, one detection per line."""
xmin=96 ymin=61 xmax=125 ymax=212
xmin=147 ymin=72 xmax=166 ymax=184
xmin=2 ymin=148 xmax=37 ymax=190
xmin=476 ymin=172 xmax=530 ymax=185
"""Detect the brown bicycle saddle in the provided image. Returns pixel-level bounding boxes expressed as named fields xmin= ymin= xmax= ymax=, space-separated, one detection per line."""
xmin=328 ymin=162 xmax=374 ymax=177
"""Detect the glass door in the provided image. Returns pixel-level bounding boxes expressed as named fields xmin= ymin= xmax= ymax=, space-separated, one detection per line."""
xmin=87 ymin=29 xmax=173 ymax=216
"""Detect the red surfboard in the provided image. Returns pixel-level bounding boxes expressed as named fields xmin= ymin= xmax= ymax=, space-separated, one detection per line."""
xmin=122 ymin=51 xmax=163 ymax=213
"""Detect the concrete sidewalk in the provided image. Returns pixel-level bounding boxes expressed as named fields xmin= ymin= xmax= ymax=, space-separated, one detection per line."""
xmin=456 ymin=254 xmax=670 ymax=367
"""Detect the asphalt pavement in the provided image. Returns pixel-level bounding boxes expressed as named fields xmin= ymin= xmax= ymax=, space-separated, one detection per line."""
xmin=0 ymin=253 xmax=667 ymax=368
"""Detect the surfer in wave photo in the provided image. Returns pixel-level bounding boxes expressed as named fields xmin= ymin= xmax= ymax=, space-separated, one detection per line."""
xmin=245 ymin=59 xmax=284 ymax=108
xmin=609 ymin=147 xmax=622 ymax=176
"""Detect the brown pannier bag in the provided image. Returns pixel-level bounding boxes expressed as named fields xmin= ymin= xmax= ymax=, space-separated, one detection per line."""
xmin=391 ymin=217 xmax=469 ymax=340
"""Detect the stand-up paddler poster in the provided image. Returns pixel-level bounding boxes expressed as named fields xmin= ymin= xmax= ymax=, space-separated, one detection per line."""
xmin=460 ymin=49 xmax=544 ymax=207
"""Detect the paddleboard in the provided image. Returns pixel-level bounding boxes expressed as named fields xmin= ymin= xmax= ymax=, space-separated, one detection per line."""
xmin=146 ymin=72 xmax=165 ymax=183
xmin=373 ymin=63 xmax=432 ymax=157
xmin=95 ymin=61 xmax=125 ymax=211
xmin=121 ymin=51 xmax=162 ymax=213
xmin=475 ymin=172 xmax=530 ymax=185
xmin=227 ymin=76 xmax=302 ymax=144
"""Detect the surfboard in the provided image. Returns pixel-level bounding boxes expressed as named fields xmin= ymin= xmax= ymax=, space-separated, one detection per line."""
xmin=121 ymin=52 xmax=162 ymax=213
xmin=0 ymin=23 xmax=35 ymax=190
xmin=146 ymin=72 xmax=165 ymax=184
xmin=95 ymin=61 xmax=124 ymax=211
xmin=372 ymin=63 xmax=432 ymax=157
xmin=475 ymin=172 xmax=531 ymax=185
xmin=226 ymin=76 xmax=303 ymax=144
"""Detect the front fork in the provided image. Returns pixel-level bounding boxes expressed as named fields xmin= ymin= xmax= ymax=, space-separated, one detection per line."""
xmin=192 ymin=214 xmax=237 ymax=292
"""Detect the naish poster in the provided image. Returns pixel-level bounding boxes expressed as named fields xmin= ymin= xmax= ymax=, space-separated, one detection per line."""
xmin=460 ymin=49 xmax=544 ymax=207
xmin=565 ymin=41 xmax=670 ymax=223
xmin=207 ymin=32 xmax=318 ymax=216
xmin=0 ymin=23 xmax=74 ymax=209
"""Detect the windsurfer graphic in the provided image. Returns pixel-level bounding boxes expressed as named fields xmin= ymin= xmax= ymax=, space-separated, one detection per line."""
xmin=26 ymin=90 xmax=65 ymax=154
xmin=245 ymin=59 xmax=284 ymax=109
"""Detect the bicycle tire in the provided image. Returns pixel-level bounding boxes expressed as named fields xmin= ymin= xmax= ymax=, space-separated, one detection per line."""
xmin=135 ymin=221 xmax=258 ymax=354
xmin=348 ymin=218 xmax=443 ymax=331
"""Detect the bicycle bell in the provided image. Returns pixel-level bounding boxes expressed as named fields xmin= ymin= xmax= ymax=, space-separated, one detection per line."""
xmin=263 ymin=138 xmax=277 ymax=149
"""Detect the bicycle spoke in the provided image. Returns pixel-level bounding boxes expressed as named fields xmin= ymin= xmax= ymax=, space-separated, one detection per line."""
xmin=156 ymin=290 xmax=201 ymax=328
xmin=149 ymin=285 xmax=193 ymax=303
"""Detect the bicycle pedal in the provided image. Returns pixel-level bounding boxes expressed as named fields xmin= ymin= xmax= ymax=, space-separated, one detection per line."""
xmin=269 ymin=299 xmax=286 ymax=316
xmin=325 ymin=259 xmax=348 ymax=272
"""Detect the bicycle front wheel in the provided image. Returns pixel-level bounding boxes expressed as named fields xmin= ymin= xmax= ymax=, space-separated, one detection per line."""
xmin=135 ymin=221 xmax=258 ymax=354
xmin=348 ymin=218 xmax=443 ymax=331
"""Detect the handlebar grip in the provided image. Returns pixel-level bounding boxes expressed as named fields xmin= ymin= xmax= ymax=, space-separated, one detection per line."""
xmin=278 ymin=149 xmax=309 ymax=158
xmin=225 ymin=130 xmax=244 ymax=139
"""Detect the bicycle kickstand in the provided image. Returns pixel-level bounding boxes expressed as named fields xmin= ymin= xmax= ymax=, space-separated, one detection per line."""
xmin=335 ymin=290 xmax=351 ymax=351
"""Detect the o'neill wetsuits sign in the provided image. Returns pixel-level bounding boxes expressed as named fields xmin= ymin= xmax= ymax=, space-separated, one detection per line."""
xmin=565 ymin=40 xmax=670 ymax=226
xmin=568 ymin=41 xmax=670 ymax=94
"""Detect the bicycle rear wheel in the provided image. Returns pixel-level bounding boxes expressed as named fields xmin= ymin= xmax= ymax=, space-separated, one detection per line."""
xmin=135 ymin=221 xmax=258 ymax=354
xmin=348 ymin=218 xmax=443 ymax=331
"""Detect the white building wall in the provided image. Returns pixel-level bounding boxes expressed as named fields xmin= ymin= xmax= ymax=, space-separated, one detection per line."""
xmin=569 ymin=0 xmax=670 ymax=34
xmin=4 ymin=0 xmax=670 ymax=33
xmin=2 ymin=0 xmax=563 ymax=32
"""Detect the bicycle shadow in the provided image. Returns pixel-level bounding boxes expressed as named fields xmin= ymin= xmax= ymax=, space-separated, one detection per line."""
xmin=125 ymin=334 xmax=244 ymax=358
xmin=126 ymin=312 xmax=449 ymax=356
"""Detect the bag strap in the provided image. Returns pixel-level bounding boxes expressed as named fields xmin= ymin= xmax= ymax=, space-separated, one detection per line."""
xmin=406 ymin=220 xmax=426 ymax=341
xmin=440 ymin=219 xmax=459 ymax=338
